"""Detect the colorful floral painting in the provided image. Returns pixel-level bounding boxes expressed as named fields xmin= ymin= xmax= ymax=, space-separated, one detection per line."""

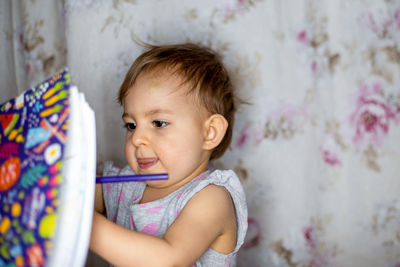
xmin=0 ymin=69 xmax=70 ymax=266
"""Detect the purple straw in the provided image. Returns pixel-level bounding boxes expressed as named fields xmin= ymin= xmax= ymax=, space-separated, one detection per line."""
xmin=96 ymin=173 xmax=168 ymax=183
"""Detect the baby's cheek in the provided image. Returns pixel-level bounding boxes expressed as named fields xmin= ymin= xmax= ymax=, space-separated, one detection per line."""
xmin=124 ymin=144 xmax=130 ymax=159
xmin=124 ymin=132 xmax=132 ymax=145
xmin=124 ymin=145 xmax=137 ymax=170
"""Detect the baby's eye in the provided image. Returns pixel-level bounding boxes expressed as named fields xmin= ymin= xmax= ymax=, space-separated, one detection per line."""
xmin=124 ymin=122 xmax=136 ymax=131
xmin=152 ymin=120 xmax=169 ymax=128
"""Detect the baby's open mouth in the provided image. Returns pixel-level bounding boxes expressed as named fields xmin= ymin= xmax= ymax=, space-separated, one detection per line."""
xmin=137 ymin=158 xmax=158 ymax=169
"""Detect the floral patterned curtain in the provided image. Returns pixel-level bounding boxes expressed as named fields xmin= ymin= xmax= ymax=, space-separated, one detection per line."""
xmin=1 ymin=0 xmax=399 ymax=266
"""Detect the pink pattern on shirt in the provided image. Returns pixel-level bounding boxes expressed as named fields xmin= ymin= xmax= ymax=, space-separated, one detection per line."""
xmin=142 ymin=222 xmax=158 ymax=235
xmin=106 ymin=184 xmax=112 ymax=195
xmin=129 ymin=215 xmax=136 ymax=229
xmin=193 ymin=172 xmax=206 ymax=182
xmin=139 ymin=203 xmax=147 ymax=208
xmin=146 ymin=206 xmax=164 ymax=213
xmin=112 ymin=166 xmax=120 ymax=172
xmin=118 ymin=190 xmax=124 ymax=202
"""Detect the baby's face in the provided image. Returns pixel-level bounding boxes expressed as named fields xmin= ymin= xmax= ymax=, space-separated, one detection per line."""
xmin=122 ymin=70 xmax=211 ymax=191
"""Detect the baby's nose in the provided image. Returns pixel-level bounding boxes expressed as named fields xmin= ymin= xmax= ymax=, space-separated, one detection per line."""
xmin=131 ymin=127 xmax=150 ymax=147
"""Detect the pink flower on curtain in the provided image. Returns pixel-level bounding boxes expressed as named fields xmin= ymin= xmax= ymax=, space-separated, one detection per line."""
xmin=320 ymin=138 xmax=342 ymax=167
xmin=364 ymin=12 xmax=392 ymax=35
xmin=219 ymin=0 xmax=260 ymax=21
xmin=236 ymin=123 xmax=251 ymax=148
xmin=395 ymin=9 xmax=400 ymax=30
xmin=360 ymin=7 xmax=400 ymax=37
xmin=349 ymin=83 xmax=399 ymax=147
xmin=237 ymin=102 xmax=308 ymax=148
xmin=303 ymin=226 xmax=328 ymax=267
xmin=311 ymin=61 xmax=318 ymax=73
xmin=242 ymin=217 xmax=261 ymax=249
xmin=297 ymin=30 xmax=308 ymax=44
xmin=304 ymin=226 xmax=316 ymax=249
xmin=321 ymin=149 xmax=341 ymax=166
xmin=236 ymin=122 xmax=264 ymax=148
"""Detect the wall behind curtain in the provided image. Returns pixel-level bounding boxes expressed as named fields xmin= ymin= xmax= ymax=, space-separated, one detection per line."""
xmin=1 ymin=0 xmax=400 ymax=266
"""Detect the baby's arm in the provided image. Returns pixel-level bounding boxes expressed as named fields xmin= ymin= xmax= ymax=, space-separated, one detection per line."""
xmin=90 ymin=184 xmax=237 ymax=267
xmin=94 ymin=184 xmax=105 ymax=214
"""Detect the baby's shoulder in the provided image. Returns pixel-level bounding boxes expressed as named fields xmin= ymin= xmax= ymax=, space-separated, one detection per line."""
xmin=185 ymin=169 xmax=244 ymax=198
xmin=179 ymin=169 xmax=242 ymax=215
xmin=179 ymin=179 xmax=236 ymax=228
xmin=189 ymin=183 xmax=234 ymax=213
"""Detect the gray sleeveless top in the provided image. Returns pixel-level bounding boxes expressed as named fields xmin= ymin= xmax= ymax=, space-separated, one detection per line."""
xmin=102 ymin=161 xmax=248 ymax=267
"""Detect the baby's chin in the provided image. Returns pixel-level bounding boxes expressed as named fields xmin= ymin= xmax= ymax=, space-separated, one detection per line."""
xmin=144 ymin=179 xmax=169 ymax=188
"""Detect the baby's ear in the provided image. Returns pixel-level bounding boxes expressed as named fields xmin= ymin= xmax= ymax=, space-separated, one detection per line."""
xmin=203 ymin=114 xmax=228 ymax=151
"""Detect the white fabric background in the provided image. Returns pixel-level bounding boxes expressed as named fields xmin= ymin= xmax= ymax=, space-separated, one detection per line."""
xmin=1 ymin=1 xmax=400 ymax=266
